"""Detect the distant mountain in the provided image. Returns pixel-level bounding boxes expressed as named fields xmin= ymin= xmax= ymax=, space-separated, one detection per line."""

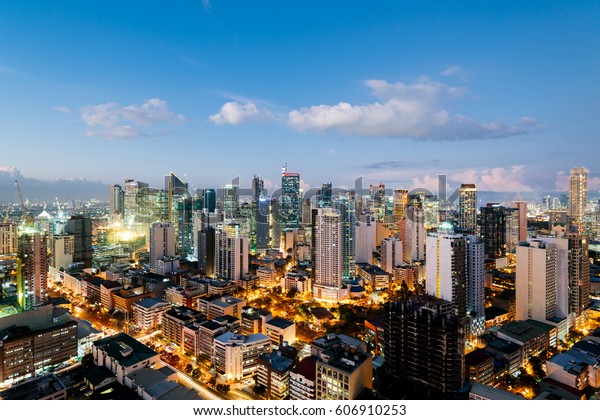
xmin=0 ymin=167 xmax=109 ymax=203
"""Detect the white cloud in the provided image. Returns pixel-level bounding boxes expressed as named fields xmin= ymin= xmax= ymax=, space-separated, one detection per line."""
xmin=440 ymin=65 xmax=461 ymax=77
xmin=202 ymin=0 xmax=211 ymax=12
xmin=287 ymin=77 xmax=537 ymax=140
xmin=449 ymin=165 xmax=533 ymax=192
xmin=209 ymin=101 xmax=274 ymax=125
xmin=53 ymin=106 xmax=72 ymax=113
xmin=85 ymin=125 xmax=142 ymax=140
xmin=0 ymin=165 xmax=20 ymax=176
xmin=81 ymin=98 xmax=185 ymax=139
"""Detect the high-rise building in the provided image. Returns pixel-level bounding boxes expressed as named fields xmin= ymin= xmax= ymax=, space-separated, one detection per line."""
xmin=17 ymin=231 xmax=49 ymax=311
xmin=505 ymin=208 xmax=520 ymax=254
xmin=355 ymin=216 xmax=376 ymax=264
xmin=381 ymin=237 xmax=402 ymax=274
xmin=567 ymin=225 xmax=591 ymax=325
xmin=332 ymin=194 xmax=356 ymax=280
xmin=457 ymin=184 xmax=477 ymax=233
xmin=515 ymin=238 xmax=569 ymax=326
xmin=318 ymin=183 xmax=333 ymax=208
xmin=177 ymin=196 xmax=202 ymax=257
xmin=393 ymin=189 xmax=409 ymax=223
xmin=281 ymin=166 xmax=301 ymax=232
xmin=425 ymin=223 xmax=467 ymax=319
xmin=203 ymin=189 xmax=216 ymax=214
xmin=124 ymin=179 xmax=149 ymax=231
xmin=480 ymin=203 xmax=507 ymax=259
xmin=466 ymin=235 xmax=485 ymax=340
xmin=149 ymin=222 xmax=176 ymax=273
xmin=256 ymin=196 xmax=270 ymax=251
xmin=0 ymin=222 xmax=17 ymax=255
xmin=215 ymin=221 xmax=249 ymax=282
xmin=312 ymin=208 xmax=342 ymax=301
xmin=222 ymin=184 xmax=239 ymax=218
xmin=568 ymin=167 xmax=588 ymax=224
xmin=108 ymin=184 xmax=125 ymax=216
xmin=404 ymin=205 xmax=425 ymax=262
xmin=65 ymin=216 xmax=93 ymax=269
xmin=511 ymin=201 xmax=528 ymax=242
xmin=384 ymin=295 xmax=465 ymax=399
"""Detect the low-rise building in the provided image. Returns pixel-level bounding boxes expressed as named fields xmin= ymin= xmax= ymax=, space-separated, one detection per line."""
xmin=213 ymin=332 xmax=271 ymax=381
xmin=356 ymin=263 xmax=390 ymax=290
xmin=497 ymin=320 xmax=554 ymax=359
xmin=546 ymin=338 xmax=600 ymax=389
xmin=241 ymin=306 xmax=272 ymax=335
xmin=163 ymin=306 xmax=204 ymax=348
xmin=468 ymin=382 xmax=525 ymax=400
xmin=465 ymin=348 xmax=494 ymax=386
xmin=265 ymin=317 xmax=296 ymax=347
xmin=290 ymin=355 xmax=317 ymax=400
xmin=112 ymin=287 xmax=152 ymax=315
xmin=91 ymin=333 xmax=161 ymax=384
xmin=124 ymin=365 xmax=201 ymax=400
xmin=0 ymin=374 xmax=67 ymax=400
xmin=256 ymin=351 xmax=295 ymax=399
xmin=132 ymin=297 xmax=171 ymax=331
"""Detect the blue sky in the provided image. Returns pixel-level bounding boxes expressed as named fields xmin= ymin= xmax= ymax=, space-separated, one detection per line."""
xmin=1 ymin=1 xmax=599 ymax=197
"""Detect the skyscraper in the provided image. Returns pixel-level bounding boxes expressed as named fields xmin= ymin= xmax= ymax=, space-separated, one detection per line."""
xmin=515 ymin=238 xmax=569 ymax=328
xmin=149 ymin=222 xmax=176 ymax=273
xmin=17 ymin=231 xmax=49 ymax=311
xmin=177 ymin=196 xmax=202 ymax=257
xmin=480 ymin=203 xmax=507 ymax=259
xmin=255 ymin=197 xmax=271 ymax=251
xmin=457 ymin=184 xmax=477 ymax=233
xmin=108 ymin=184 xmax=125 ymax=216
xmin=568 ymin=225 xmax=591 ymax=326
xmin=65 ymin=216 xmax=93 ymax=268
xmin=404 ymin=205 xmax=426 ymax=262
xmin=466 ymin=235 xmax=485 ymax=340
xmin=312 ymin=208 xmax=342 ymax=301
xmin=215 ymin=220 xmax=249 ymax=282
xmin=568 ymin=167 xmax=588 ymax=224
xmin=332 ymin=194 xmax=356 ymax=280
xmin=392 ymin=189 xmax=409 ymax=223
xmin=425 ymin=223 xmax=467 ymax=319
xmin=511 ymin=200 xmax=528 ymax=242
xmin=203 ymin=189 xmax=217 ymax=214
xmin=384 ymin=295 xmax=465 ymax=399
xmin=197 ymin=226 xmax=216 ymax=277
xmin=281 ymin=165 xmax=301 ymax=232
xmin=0 ymin=222 xmax=17 ymax=255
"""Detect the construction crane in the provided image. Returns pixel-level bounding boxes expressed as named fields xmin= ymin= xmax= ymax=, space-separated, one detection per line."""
xmin=15 ymin=180 xmax=32 ymax=226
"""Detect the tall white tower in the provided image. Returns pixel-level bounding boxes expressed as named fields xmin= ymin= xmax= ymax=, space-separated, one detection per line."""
xmin=313 ymin=208 xmax=342 ymax=301
xmin=149 ymin=222 xmax=176 ymax=273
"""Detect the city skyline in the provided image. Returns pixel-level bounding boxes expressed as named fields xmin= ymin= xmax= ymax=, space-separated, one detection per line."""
xmin=1 ymin=2 xmax=600 ymax=197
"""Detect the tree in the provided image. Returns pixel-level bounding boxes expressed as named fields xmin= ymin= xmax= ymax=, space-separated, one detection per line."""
xmin=286 ymin=287 xmax=298 ymax=299
xmin=185 ymin=364 xmax=193 ymax=374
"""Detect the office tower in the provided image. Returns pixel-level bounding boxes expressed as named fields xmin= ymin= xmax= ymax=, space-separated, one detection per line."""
xmin=332 ymin=194 xmax=356 ymax=279
xmin=149 ymin=222 xmax=176 ymax=273
xmin=567 ymin=225 xmax=590 ymax=324
xmin=65 ymin=216 xmax=93 ymax=268
xmin=355 ymin=216 xmax=376 ymax=264
xmin=281 ymin=165 xmax=301 ymax=232
xmin=466 ymin=235 xmax=485 ymax=340
xmin=197 ymin=227 xmax=215 ymax=276
xmin=457 ymin=184 xmax=477 ymax=233
xmin=504 ymin=208 xmax=520 ymax=254
xmin=270 ymin=198 xmax=281 ymax=249
xmin=515 ymin=238 xmax=569 ymax=325
xmin=108 ymin=184 xmax=125 ymax=216
xmin=51 ymin=234 xmax=74 ymax=270
xmin=393 ymin=189 xmax=409 ymax=223
xmin=17 ymin=231 xmax=49 ymax=311
xmin=177 ymin=196 xmax=202 ymax=257
xmin=165 ymin=171 xmax=189 ymax=219
xmin=511 ymin=200 xmax=528 ymax=242
xmin=404 ymin=205 xmax=425 ymax=262
xmin=312 ymin=208 xmax=342 ymax=301
xmin=568 ymin=167 xmax=588 ymax=224
xmin=480 ymin=203 xmax=507 ymax=259
xmin=215 ymin=221 xmax=249 ymax=282
xmin=256 ymin=196 xmax=270 ymax=251
xmin=381 ymin=237 xmax=402 ymax=274
xmin=384 ymin=296 xmax=465 ymax=399
xmin=137 ymin=187 xmax=169 ymax=228
xmin=0 ymin=222 xmax=17 ymax=255
xmin=203 ymin=189 xmax=216 ymax=214
xmin=318 ymin=182 xmax=332 ymax=208
xmin=124 ymin=179 xmax=149 ymax=230
xmin=425 ymin=223 xmax=467 ymax=319
xmin=222 ymin=184 xmax=239 ymax=218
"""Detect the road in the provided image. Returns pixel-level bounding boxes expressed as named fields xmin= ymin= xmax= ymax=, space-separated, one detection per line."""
xmin=170 ymin=366 xmax=224 ymax=400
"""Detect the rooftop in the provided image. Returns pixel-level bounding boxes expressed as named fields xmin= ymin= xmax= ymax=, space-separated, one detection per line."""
xmin=93 ymin=333 xmax=158 ymax=367
xmin=292 ymin=356 xmax=317 ymax=381
xmin=266 ymin=317 xmax=295 ymax=329
xmin=134 ymin=297 xmax=169 ymax=310
xmin=469 ymin=382 xmax=525 ymax=400
xmin=259 ymin=351 xmax=295 ymax=372
xmin=0 ymin=374 xmax=66 ymax=400
xmin=498 ymin=320 xmax=554 ymax=342
xmin=465 ymin=348 xmax=493 ymax=366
